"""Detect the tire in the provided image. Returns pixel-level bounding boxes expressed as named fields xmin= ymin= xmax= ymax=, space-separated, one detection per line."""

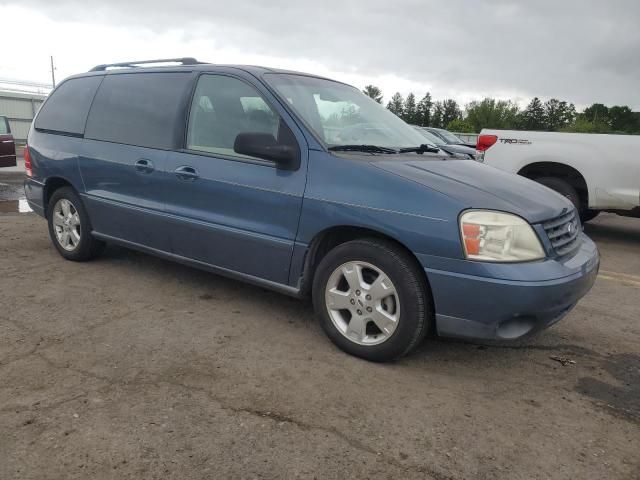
xmin=47 ymin=186 xmax=105 ymax=261
xmin=534 ymin=176 xmax=592 ymax=222
xmin=581 ymin=209 xmax=599 ymax=223
xmin=312 ymin=238 xmax=431 ymax=362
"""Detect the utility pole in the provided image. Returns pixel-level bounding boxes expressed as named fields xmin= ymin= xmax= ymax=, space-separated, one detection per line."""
xmin=50 ymin=56 xmax=56 ymax=87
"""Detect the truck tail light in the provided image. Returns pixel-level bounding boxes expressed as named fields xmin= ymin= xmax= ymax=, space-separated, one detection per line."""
xmin=24 ymin=144 xmax=33 ymax=177
xmin=475 ymin=134 xmax=498 ymax=163
xmin=476 ymin=134 xmax=498 ymax=152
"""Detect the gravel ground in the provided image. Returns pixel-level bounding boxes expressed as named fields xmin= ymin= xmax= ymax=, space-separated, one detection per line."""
xmin=1 ymin=169 xmax=639 ymax=479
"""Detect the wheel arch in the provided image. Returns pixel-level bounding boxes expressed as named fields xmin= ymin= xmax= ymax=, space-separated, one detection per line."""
xmin=518 ymin=161 xmax=590 ymax=209
xmin=298 ymin=225 xmax=434 ymax=306
xmin=43 ymin=176 xmax=75 ymax=217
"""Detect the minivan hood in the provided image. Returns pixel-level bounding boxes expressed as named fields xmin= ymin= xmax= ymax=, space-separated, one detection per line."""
xmin=373 ymin=158 xmax=573 ymax=223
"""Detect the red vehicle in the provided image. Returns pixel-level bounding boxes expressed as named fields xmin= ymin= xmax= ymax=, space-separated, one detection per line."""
xmin=0 ymin=115 xmax=17 ymax=167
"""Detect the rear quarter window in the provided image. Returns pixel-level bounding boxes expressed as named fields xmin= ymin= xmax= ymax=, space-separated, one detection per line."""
xmin=84 ymin=72 xmax=192 ymax=150
xmin=34 ymin=76 xmax=103 ymax=135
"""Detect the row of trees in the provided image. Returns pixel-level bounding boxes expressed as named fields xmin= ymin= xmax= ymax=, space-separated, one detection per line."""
xmin=361 ymin=85 xmax=640 ymax=134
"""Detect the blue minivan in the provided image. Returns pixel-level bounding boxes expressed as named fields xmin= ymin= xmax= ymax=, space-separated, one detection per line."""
xmin=24 ymin=58 xmax=599 ymax=361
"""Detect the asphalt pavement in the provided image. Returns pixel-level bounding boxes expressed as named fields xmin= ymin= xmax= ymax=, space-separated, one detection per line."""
xmin=1 ymin=167 xmax=638 ymax=479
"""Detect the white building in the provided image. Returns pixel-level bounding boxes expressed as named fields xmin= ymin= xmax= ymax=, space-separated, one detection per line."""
xmin=0 ymin=88 xmax=49 ymax=144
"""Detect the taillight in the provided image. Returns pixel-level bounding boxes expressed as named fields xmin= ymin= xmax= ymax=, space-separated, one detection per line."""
xmin=24 ymin=144 xmax=33 ymax=177
xmin=475 ymin=134 xmax=498 ymax=163
xmin=476 ymin=134 xmax=498 ymax=152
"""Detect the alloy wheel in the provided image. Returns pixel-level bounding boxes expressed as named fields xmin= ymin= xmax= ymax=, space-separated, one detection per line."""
xmin=52 ymin=198 xmax=81 ymax=251
xmin=324 ymin=261 xmax=400 ymax=346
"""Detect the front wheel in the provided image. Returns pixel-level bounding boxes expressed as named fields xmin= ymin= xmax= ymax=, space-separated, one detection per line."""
xmin=312 ymin=239 xmax=431 ymax=362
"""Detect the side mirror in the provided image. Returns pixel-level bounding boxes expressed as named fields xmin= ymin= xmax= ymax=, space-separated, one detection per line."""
xmin=234 ymin=132 xmax=300 ymax=170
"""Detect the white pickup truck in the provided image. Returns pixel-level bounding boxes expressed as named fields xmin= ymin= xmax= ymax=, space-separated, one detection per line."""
xmin=476 ymin=129 xmax=640 ymax=222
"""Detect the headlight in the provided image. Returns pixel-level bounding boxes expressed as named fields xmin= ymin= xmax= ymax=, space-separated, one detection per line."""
xmin=460 ymin=210 xmax=545 ymax=262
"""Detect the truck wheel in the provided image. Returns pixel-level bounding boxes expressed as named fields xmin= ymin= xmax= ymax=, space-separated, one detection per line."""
xmin=581 ymin=210 xmax=599 ymax=223
xmin=47 ymin=187 xmax=106 ymax=261
xmin=534 ymin=177 xmax=592 ymax=222
xmin=312 ymin=239 xmax=431 ymax=362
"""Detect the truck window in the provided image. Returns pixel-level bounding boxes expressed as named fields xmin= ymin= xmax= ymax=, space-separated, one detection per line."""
xmin=0 ymin=117 xmax=10 ymax=134
xmin=34 ymin=76 xmax=103 ymax=136
xmin=85 ymin=73 xmax=191 ymax=150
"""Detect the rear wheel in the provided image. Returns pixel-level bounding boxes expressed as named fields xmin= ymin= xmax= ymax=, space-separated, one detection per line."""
xmin=47 ymin=187 xmax=105 ymax=261
xmin=581 ymin=209 xmax=599 ymax=223
xmin=534 ymin=176 xmax=595 ymax=222
xmin=312 ymin=239 xmax=431 ymax=362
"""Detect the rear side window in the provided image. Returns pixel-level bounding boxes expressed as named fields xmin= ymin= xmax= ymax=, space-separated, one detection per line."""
xmin=34 ymin=76 xmax=102 ymax=135
xmin=85 ymin=73 xmax=191 ymax=149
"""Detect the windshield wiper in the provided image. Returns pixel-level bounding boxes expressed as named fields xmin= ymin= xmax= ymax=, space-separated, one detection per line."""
xmin=398 ymin=144 xmax=441 ymax=154
xmin=328 ymin=144 xmax=398 ymax=154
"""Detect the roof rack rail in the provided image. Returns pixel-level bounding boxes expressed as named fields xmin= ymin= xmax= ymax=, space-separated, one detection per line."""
xmin=89 ymin=57 xmax=204 ymax=72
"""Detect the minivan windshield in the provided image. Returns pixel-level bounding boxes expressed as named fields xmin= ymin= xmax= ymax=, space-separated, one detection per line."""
xmin=414 ymin=127 xmax=445 ymax=146
xmin=265 ymin=74 xmax=432 ymax=150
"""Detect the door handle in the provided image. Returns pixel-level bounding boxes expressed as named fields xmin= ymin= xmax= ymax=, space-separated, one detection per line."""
xmin=174 ymin=165 xmax=199 ymax=181
xmin=135 ymin=158 xmax=155 ymax=173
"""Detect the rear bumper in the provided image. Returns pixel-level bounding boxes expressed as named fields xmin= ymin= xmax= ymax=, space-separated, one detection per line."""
xmin=424 ymin=235 xmax=599 ymax=341
xmin=24 ymin=178 xmax=46 ymax=217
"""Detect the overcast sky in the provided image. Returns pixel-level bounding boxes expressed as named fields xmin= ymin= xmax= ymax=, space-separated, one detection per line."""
xmin=1 ymin=0 xmax=638 ymax=110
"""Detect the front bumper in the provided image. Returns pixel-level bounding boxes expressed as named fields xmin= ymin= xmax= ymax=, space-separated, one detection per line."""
xmin=423 ymin=234 xmax=599 ymax=341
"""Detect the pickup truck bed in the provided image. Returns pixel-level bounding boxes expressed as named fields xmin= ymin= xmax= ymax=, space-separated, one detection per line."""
xmin=477 ymin=129 xmax=640 ymax=221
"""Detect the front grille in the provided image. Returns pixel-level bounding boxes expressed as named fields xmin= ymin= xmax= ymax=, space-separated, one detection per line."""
xmin=542 ymin=209 xmax=581 ymax=256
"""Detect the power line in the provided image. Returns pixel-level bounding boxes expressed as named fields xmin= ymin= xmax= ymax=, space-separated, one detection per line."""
xmin=0 ymin=77 xmax=53 ymax=89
